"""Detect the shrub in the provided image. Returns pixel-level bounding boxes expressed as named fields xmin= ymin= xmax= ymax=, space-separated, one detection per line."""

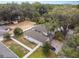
xmin=74 ymin=26 xmax=79 ymax=33
xmin=62 ymin=35 xmax=79 ymax=57
xmin=42 ymin=42 xmax=51 ymax=57
xmin=14 ymin=28 xmax=23 ymax=38
xmin=38 ymin=17 xmax=45 ymax=24
xmin=54 ymin=31 xmax=64 ymax=41
xmin=4 ymin=32 xmax=11 ymax=41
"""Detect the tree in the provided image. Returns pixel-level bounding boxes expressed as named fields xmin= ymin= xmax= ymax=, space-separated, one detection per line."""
xmin=45 ymin=19 xmax=60 ymax=32
xmin=62 ymin=35 xmax=79 ymax=57
xmin=42 ymin=42 xmax=51 ymax=57
xmin=70 ymin=14 xmax=79 ymax=26
xmin=44 ymin=19 xmax=60 ymax=41
xmin=14 ymin=28 xmax=23 ymax=38
xmin=76 ymin=4 xmax=79 ymax=9
xmin=32 ymin=2 xmax=42 ymax=10
xmin=63 ymin=46 xmax=79 ymax=58
xmin=38 ymin=17 xmax=45 ymax=24
xmin=54 ymin=31 xmax=64 ymax=41
xmin=39 ymin=6 xmax=47 ymax=15
xmin=0 ymin=8 xmax=11 ymax=22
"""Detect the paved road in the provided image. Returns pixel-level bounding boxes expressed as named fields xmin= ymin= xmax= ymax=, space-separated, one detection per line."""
xmin=0 ymin=42 xmax=18 ymax=58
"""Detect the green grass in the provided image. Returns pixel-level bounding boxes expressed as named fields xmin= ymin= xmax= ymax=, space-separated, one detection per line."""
xmin=3 ymin=39 xmax=29 ymax=58
xmin=17 ymin=38 xmax=37 ymax=49
xmin=29 ymin=47 xmax=57 ymax=58
xmin=10 ymin=44 xmax=29 ymax=58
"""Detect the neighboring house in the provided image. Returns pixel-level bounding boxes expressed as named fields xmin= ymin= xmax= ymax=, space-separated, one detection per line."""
xmin=24 ymin=25 xmax=49 ymax=43
xmin=0 ymin=42 xmax=18 ymax=58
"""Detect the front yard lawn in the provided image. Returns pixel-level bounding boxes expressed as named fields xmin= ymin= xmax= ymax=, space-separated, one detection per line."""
xmin=29 ymin=47 xmax=57 ymax=58
xmin=2 ymin=39 xmax=29 ymax=58
xmin=16 ymin=37 xmax=37 ymax=49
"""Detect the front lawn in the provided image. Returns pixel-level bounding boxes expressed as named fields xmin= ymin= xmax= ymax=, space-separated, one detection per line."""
xmin=29 ymin=47 xmax=57 ymax=58
xmin=16 ymin=37 xmax=37 ymax=48
xmin=2 ymin=39 xmax=29 ymax=58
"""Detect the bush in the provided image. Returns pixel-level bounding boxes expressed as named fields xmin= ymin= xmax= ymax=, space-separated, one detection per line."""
xmin=4 ymin=32 xmax=11 ymax=41
xmin=42 ymin=42 xmax=51 ymax=57
xmin=14 ymin=28 xmax=23 ymax=38
xmin=54 ymin=31 xmax=64 ymax=41
xmin=62 ymin=35 xmax=79 ymax=57
xmin=74 ymin=26 xmax=79 ymax=33
xmin=38 ymin=17 xmax=45 ymax=24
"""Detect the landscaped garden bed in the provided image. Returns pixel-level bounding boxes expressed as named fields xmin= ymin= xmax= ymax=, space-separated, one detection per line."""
xmin=29 ymin=47 xmax=57 ymax=58
xmin=2 ymin=39 xmax=29 ymax=58
xmin=16 ymin=37 xmax=37 ymax=49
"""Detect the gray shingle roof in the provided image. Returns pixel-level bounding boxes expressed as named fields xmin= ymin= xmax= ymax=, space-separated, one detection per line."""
xmin=24 ymin=25 xmax=48 ymax=43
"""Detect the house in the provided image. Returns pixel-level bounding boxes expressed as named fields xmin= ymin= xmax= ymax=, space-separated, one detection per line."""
xmin=24 ymin=25 xmax=49 ymax=44
xmin=24 ymin=25 xmax=63 ymax=43
xmin=0 ymin=42 xmax=18 ymax=58
xmin=24 ymin=25 xmax=64 ymax=53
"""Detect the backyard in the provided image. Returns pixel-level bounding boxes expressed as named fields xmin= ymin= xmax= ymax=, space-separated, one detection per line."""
xmin=2 ymin=39 xmax=29 ymax=58
xmin=29 ymin=47 xmax=57 ymax=58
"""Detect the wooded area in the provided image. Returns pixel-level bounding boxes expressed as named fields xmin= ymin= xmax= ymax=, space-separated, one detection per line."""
xmin=0 ymin=2 xmax=79 ymax=26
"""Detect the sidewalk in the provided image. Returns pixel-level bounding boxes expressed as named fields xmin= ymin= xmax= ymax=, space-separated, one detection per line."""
xmin=23 ymin=43 xmax=41 ymax=58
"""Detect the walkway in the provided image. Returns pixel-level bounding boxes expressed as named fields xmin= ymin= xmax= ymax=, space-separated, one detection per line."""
xmin=11 ymin=37 xmax=32 ymax=51
xmin=23 ymin=43 xmax=41 ymax=58
xmin=11 ymin=36 xmax=41 ymax=58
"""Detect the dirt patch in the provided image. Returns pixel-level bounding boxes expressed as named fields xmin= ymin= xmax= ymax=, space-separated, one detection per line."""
xmin=7 ymin=20 xmax=36 ymax=34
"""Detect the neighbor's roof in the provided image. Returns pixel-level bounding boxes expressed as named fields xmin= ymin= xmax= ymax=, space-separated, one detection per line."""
xmin=24 ymin=25 xmax=48 ymax=43
xmin=0 ymin=42 xmax=18 ymax=58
